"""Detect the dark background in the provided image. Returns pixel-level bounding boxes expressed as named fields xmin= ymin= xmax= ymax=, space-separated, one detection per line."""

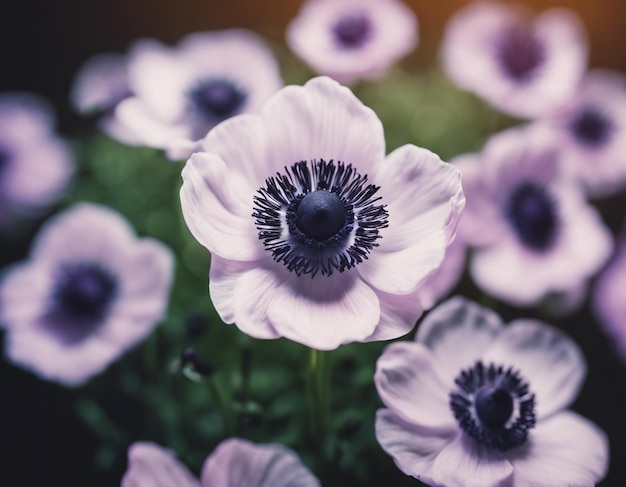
xmin=1 ymin=1 xmax=625 ymax=486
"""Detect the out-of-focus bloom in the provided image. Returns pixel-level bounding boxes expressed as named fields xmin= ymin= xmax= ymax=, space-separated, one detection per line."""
xmin=180 ymin=76 xmax=464 ymax=350
xmin=441 ymin=2 xmax=587 ymax=119
xmin=454 ymin=125 xmax=612 ymax=306
xmin=113 ymin=29 xmax=283 ymax=160
xmin=375 ymin=297 xmax=609 ymax=487
xmin=0 ymin=203 xmax=174 ymax=386
xmin=286 ymin=0 xmax=418 ymax=85
xmin=70 ymin=53 xmax=138 ymax=144
xmin=540 ymin=70 xmax=626 ymax=197
xmin=121 ymin=438 xmax=320 ymax=487
xmin=0 ymin=94 xmax=73 ymax=225
xmin=416 ymin=237 xmax=466 ymax=310
xmin=592 ymin=229 xmax=626 ymax=362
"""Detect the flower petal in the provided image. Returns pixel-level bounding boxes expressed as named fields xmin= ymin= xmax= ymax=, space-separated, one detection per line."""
xmin=374 ymin=341 xmax=457 ymax=432
xmin=267 ymin=271 xmax=380 ymax=350
xmin=200 ymin=438 xmax=320 ymax=487
xmin=358 ymin=145 xmax=465 ymax=294
xmin=261 ymin=76 xmax=386 ymax=178
xmin=482 ymin=319 xmax=586 ymax=419
xmin=362 ymin=286 xmax=424 ymax=342
xmin=507 ymin=411 xmax=609 ymax=486
xmin=121 ymin=442 xmax=200 ymax=487
xmin=209 ymin=257 xmax=280 ymax=339
xmin=375 ymin=408 xmax=454 ymax=485
xmin=431 ymin=433 xmax=514 ymax=487
xmin=415 ymin=297 xmax=503 ymax=385
xmin=180 ymin=151 xmax=264 ymax=262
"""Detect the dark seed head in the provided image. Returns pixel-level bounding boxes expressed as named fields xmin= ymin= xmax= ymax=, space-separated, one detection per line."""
xmin=189 ymin=78 xmax=246 ymax=121
xmin=495 ymin=24 xmax=545 ymax=83
xmin=332 ymin=14 xmax=372 ymax=49
xmin=475 ymin=387 xmax=514 ymax=428
xmin=570 ymin=107 xmax=613 ymax=148
xmin=507 ymin=182 xmax=558 ymax=251
xmin=296 ymin=190 xmax=347 ymax=241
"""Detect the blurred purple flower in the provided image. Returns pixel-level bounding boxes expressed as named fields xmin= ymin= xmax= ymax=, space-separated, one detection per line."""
xmin=180 ymin=76 xmax=464 ymax=350
xmin=121 ymin=438 xmax=320 ymax=487
xmin=540 ymin=70 xmax=626 ymax=197
xmin=286 ymin=0 xmax=418 ymax=85
xmin=592 ymin=228 xmax=626 ymax=362
xmin=70 ymin=53 xmax=138 ymax=144
xmin=375 ymin=297 xmax=609 ymax=486
xmin=0 ymin=203 xmax=174 ymax=386
xmin=441 ymin=2 xmax=587 ymax=118
xmin=0 ymin=94 xmax=73 ymax=225
xmin=113 ymin=29 xmax=283 ymax=160
xmin=454 ymin=125 xmax=612 ymax=306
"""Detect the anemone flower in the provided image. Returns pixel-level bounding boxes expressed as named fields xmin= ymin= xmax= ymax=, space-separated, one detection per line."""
xmin=0 ymin=93 xmax=73 ymax=225
xmin=180 ymin=76 xmax=464 ymax=350
xmin=540 ymin=69 xmax=626 ymax=197
xmin=454 ymin=125 xmax=612 ymax=307
xmin=70 ymin=53 xmax=138 ymax=144
xmin=592 ymin=228 xmax=626 ymax=362
xmin=286 ymin=0 xmax=418 ymax=85
xmin=112 ymin=29 xmax=283 ymax=160
xmin=441 ymin=1 xmax=587 ymax=119
xmin=0 ymin=203 xmax=174 ymax=386
xmin=375 ymin=297 xmax=609 ymax=487
xmin=121 ymin=438 xmax=320 ymax=487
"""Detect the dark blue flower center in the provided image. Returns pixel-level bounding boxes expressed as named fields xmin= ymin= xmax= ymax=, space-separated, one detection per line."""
xmin=506 ymin=182 xmax=558 ymax=251
xmin=450 ymin=361 xmax=536 ymax=451
xmin=570 ymin=106 xmax=614 ymax=148
xmin=332 ymin=14 xmax=372 ymax=49
xmin=295 ymin=190 xmax=347 ymax=241
xmin=253 ymin=159 xmax=388 ymax=277
xmin=495 ymin=24 xmax=545 ymax=83
xmin=189 ymin=78 xmax=246 ymax=121
xmin=0 ymin=146 xmax=11 ymax=172
xmin=54 ymin=262 xmax=117 ymax=324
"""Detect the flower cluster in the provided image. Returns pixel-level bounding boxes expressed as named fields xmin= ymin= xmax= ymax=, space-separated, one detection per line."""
xmin=1 ymin=0 xmax=622 ymax=486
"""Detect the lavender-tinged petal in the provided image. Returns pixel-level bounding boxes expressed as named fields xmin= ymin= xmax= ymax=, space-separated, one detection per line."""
xmin=507 ymin=411 xmax=609 ymax=486
xmin=121 ymin=442 xmax=201 ymax=487
xmin=374 ymin=341 xmax=457 ymax=432
xmin=200 ymin=438 xmax=320 ymax=487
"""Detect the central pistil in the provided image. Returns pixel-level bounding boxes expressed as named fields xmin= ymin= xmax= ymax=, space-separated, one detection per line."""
xmin=296 ymin=190 xmax=347 ymax=241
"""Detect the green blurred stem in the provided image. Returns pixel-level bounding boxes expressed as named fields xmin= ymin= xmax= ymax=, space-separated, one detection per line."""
xmin=308 ymin=348 xmax=332 ymax=441
xmin=207 ymin=375 xmax=236 ymax=436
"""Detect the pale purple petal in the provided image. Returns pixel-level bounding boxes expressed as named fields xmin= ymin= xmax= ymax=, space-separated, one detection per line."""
xmin=362 ymin=286 xmax=424 ymax=342
xmin=200 ymin=438 xmax=320 ymax=487
xmin=592 ymin=237 xmax=626 ymax=361
xmin=286 ymin=0 xmax=418 ymax=85
xmin=268 ymin=271 xmax=380 ymax=350
xmin=415 ymin=297 xmax=503 ymax=385
xmin=431 ymin=433 xmax=514 ymax=487
xmin=70 ymin=53 xmax=129 ymax=114
xmin=507 ymin=411 xmax=609 ymax=486
xmin=374 ymin=341 xmax=457 ymax=432
xmin=375 ymin=408 xmax=455 ymax=485
xmin=482 ymin=319 xmax=586 ymax=419
xmin=180 ymin=151 xmax=263 ymax=262
xmin=358 ymin=144 xmax=464 ymax=294
xmin=0 ymin=264 xmax=52 ymax=328
xmin=121 ymin=442 xmax=200 ymax=487
xmin=261 ymin=77 xmax=386 ymax=178
xmin=416 ymin=237 xmax=466 ymax=310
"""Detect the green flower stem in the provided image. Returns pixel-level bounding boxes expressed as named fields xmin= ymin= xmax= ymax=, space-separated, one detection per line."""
xmin=308 ymin=347 xmax=332 ymax=441
xmin=207 ymin=375 xmax=236 ymax=437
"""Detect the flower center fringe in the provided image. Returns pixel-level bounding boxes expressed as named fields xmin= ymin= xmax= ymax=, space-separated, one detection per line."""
xmin=570 ymin=106 xmax=614 ymax=148
xmin=450 ymin=361 xmax=536 ymax=451
xmin=252 ymin=159 xmax=388 ymax=277
xmin=506 ymin=181 xmax=558 ymax=252
xmin=495 ymin=24 xmax=545 ymax=83
xmin=53 ymin=262 xmax=118 ymax=324
xmin=332 ymin=14 xmax=373 ymax=49
xmin=189 ymin=78 xmax=246 ymax=121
